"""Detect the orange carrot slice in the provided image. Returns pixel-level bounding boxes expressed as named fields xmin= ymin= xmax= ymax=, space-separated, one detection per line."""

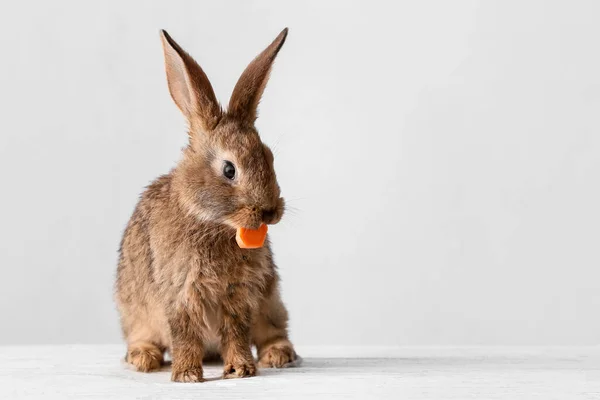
xmin=236 ymin=224 xmax=268 ymax=249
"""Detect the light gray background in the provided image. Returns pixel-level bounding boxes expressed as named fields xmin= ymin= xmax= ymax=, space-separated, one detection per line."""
xmin=0 ymin=0 xmax=599 ymax=346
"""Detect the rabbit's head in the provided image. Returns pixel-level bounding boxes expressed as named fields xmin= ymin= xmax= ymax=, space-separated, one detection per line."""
xmin=160 ymin=29 xmax=288 ymax=230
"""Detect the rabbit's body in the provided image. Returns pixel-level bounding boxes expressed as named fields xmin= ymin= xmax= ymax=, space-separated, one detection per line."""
xmin=114 ymin=29 xmax=296 ymax=382
xmin=116 ymin=173 xmax=291 ymax=376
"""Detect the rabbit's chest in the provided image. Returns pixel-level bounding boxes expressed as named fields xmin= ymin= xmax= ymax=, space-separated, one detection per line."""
xmin=192 ymin=245 xmax=274 ymax=300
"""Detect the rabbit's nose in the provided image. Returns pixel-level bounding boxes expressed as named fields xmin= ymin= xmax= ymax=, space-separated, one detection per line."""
xmin=261 ymin=208 xmax=278 ymax=224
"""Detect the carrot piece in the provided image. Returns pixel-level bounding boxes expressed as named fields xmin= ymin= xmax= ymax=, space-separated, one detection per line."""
xmin=236 ymin=224 xmax=268 ymax=249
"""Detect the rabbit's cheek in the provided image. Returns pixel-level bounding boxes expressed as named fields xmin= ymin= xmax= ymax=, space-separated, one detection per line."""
xmin=195 ymin=189 xmax=237 ymax=220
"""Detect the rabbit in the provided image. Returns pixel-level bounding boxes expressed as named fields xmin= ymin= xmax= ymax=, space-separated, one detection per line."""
xmin=114 ymin=28 xmax=297 ymax=382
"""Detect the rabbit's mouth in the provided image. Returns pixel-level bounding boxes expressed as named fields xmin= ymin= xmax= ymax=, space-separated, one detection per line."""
xmin=222 ymin=199 xmax=284 ymax=230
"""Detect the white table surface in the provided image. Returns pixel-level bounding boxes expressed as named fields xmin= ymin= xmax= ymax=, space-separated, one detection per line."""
xmin=1 ymin=345 xmax=599 ymax=399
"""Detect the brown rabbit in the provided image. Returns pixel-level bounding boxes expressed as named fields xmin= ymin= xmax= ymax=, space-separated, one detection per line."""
xmin=114 ymin=28 xmax=297 ymax=382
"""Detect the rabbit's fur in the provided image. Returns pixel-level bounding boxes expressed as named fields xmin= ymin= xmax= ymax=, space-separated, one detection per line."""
xmin=115 ymin=28 xmax=296 ymax=382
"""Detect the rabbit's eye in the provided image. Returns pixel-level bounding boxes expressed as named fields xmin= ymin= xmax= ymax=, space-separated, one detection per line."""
xmin=223 ymin=161 xmax=236 ymax=180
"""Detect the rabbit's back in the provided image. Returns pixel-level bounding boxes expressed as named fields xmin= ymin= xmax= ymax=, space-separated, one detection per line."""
xmin=114 ymin=174 xmax=173 ymax=347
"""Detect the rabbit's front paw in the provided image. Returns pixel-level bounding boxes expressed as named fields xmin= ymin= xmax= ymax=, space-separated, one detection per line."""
xmin=171 ymin=367 xmax=204 ymax=383
xmin=223 ymin=360 xmax=257 ymax=379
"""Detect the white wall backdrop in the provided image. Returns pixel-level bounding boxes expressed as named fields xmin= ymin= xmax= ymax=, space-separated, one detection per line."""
xmin=0 ymin=0 xmax=599 ymax=346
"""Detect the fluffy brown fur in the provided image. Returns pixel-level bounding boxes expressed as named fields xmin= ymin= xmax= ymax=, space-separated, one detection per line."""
xmin=114 ymin=28 xmax=297 ymax=382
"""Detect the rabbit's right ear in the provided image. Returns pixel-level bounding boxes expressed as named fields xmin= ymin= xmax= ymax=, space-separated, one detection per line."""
xmin=160 ymin=30 xmax=221 ymax=131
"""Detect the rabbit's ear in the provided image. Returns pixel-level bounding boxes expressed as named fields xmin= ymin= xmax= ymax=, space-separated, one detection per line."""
xmin=228 ymin=28 xmax=288 ymax=124
xmin=160 ymin=30 xmax=221 ymax=131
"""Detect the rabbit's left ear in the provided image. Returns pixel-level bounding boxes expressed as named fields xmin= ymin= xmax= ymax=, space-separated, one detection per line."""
xmin=228 ymin=28 xmax=288 ymax=124
xmin=160 ymin=30 xmax=222 ymax=132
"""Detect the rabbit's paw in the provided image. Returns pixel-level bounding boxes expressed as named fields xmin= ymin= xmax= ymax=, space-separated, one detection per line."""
xmin=126 ymin=343 xmax=163 ymax=372
xmin=258 ymin=341 xmax=297 ymax=368
xmin=223 ymin=360 xmax=257 ymax=378
xmin=171 ymin=367 xmax=205 ymax=383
